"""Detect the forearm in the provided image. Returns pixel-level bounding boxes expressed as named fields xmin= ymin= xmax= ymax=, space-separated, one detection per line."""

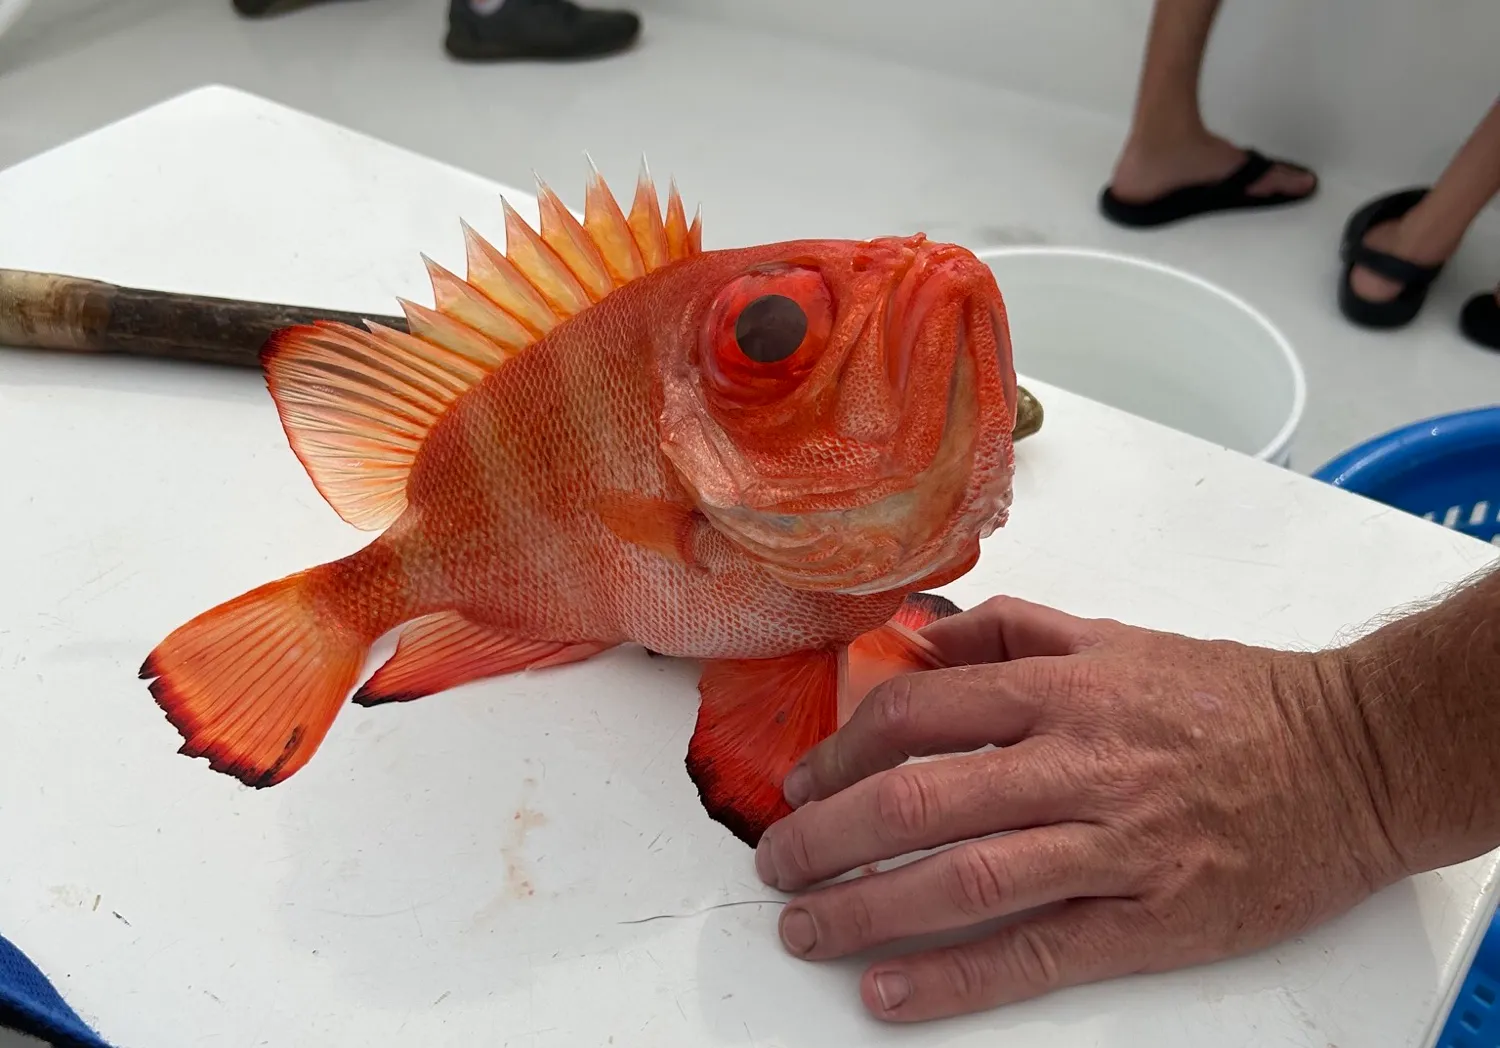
xmin=1337 ymin=561 xmax=1500 ymax=876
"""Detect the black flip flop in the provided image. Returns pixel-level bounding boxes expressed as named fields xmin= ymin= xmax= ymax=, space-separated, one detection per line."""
xmin=1337 ymin=187 xmax=1444 ymax=329
xmin=1459 ymin=290 xmax=1500 ymax=352
xmin=1098 ymin=149 xmax=1317 ymax=228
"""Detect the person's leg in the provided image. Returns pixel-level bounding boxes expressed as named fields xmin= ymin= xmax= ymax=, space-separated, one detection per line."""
xmin=1346 ymin=100 xmax=1500 ymax=304
xmin=445 ymin=0 xmax=640 ymax=60
xmin=1101 ymin=0 xmax=1315 ymax=224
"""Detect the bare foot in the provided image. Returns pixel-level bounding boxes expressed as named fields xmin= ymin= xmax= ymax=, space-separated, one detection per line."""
xmin=1109 ymin=132 xmax=1316 ymax=203
xmin=1347 ymin=215 xmax=1454 ymax=303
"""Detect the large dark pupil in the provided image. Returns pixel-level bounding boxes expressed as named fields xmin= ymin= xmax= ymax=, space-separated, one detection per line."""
xmin=735 ymin=294 xmax=808 ymax=364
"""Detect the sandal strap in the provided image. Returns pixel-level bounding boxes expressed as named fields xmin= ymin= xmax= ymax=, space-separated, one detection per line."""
xmin=1346 ymin=241 xmax=1442 ymax=288
xmin=1220 ymin=149 xmax=1275 ymax=195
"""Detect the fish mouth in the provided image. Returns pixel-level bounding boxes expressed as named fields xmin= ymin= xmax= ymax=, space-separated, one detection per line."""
xmin=884 ymin=241 xmax=991 ymax=405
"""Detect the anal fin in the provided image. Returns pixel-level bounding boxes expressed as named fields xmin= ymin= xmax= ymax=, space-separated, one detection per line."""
xmin=353 ymin=611 xmax=612 ymax=706
xmin=687 ymin=649 xmax=843 ymax=847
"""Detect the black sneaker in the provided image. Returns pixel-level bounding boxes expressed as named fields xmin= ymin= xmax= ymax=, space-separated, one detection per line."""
xmin=232 ymin=0 xmax=363 ymax=16
xmin=445 ymin=0 xmax=641 ymax=61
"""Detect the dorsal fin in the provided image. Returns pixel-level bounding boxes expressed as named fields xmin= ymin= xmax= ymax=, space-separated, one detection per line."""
xmin=260 ymin=162 xmax=703 ymax=531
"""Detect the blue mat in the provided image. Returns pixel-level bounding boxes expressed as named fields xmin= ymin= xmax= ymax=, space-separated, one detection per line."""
xmin=0 ymin=933 xmax=113 ymax=1048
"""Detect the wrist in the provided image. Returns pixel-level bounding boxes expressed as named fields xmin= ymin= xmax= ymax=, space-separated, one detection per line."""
xmin=1310 ymin=644 xmax=1414 ymax=881
xmin=1276 ymin=646 xmax=1410 ymax=888
xmin=1335 ymin=578 xmax=1500 ymax=879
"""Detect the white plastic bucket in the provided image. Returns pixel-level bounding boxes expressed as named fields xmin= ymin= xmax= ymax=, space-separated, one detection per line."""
xmin=978 ymin=246 xmax=1306 ymax=466
xmin=0 ymin=0 xmax=29 ymax=42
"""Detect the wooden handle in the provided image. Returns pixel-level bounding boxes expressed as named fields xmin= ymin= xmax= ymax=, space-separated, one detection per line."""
xmin=0 ymin=269 xmax=113 ymax=351
xmin=1014 ymin=384 xmax=1044 ymax=440
xmin=0 ymin=268 xmax=407 ymax=368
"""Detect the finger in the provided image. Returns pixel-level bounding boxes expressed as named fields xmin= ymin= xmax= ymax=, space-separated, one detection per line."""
xmin=759 ymin=739 xmax=1079 ymax=892
xmin=785 ymin=661 xmax=1046 ymax=808
xmin=859 ymin=898 xmax=1163 ymax=1022
xmin=775 ymin=823 xmax=1130 ymax=961
xmin=919 ymin=595 xmax=1114 ymax=667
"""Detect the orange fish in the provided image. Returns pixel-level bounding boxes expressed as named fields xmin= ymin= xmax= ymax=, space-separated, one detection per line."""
xmin=140 ymin=166 xmax=1019 ymax=845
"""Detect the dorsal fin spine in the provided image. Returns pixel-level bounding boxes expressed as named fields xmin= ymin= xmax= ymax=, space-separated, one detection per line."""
xmin=398 ymin=298 xmax=512 ymax=369
xmin=422 ymin=255 xmax=533 ymax=350
xmin=665 ymin=180 xmax=689 ymax=260
xmin=585 ymin=166 xmax=646 ymax=285
xmin=461 ymin=219 xmax=560 ymax=337
xmin=628 ymin=159 xmax=670 ymax=271
xmin=501 ymin=196 xmax=592 ymax=317
xmin=536 ymin=180 xmax=614 ymax=302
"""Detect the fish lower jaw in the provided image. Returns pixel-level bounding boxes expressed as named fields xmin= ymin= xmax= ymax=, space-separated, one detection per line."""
xmin=702 ymin=486 xmax=954 ymax=594
xmin=828 ymin=562 xmax=947 ymax=597
xmin=836 ymin=475 xmax=1014 ymax=596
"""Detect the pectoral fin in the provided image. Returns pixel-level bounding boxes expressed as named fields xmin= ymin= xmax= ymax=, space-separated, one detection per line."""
xmin=594 ymin=491 xmax=704 ymax=566
xmin=687 ymin=649 xmax=843 ymax=846
xmin=844 ymin=592 xmax=960 ymax=722
xmin=686 ymin=594 xmax=962 ymax=847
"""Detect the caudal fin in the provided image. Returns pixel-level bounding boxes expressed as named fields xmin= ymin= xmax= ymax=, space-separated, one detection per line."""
xmin=139 ymin=569 xmax=372 ymax=788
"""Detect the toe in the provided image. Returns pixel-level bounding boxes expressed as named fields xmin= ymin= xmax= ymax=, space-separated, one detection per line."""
xmin=1348 ymin=265 xmax=1402 ymax=303
xmin=1247 ymin=162 xmax=1317 ymax=199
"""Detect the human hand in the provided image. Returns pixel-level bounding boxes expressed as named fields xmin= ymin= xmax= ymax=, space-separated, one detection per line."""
xmin=754 ymin=596 xmax=1405 ymax=1022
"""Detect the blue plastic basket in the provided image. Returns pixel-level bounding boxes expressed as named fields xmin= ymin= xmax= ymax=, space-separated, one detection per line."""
xmin=1314 ymin=406 xmax=1500 ymax=1046
xmin=1442 ymin=927 xmax=1500 ymax=1048
xmin=1312 ymin=406 xmax=1500 ymax=546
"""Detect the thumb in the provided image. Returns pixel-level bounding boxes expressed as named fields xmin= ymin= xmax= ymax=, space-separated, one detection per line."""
xmin=919 ymin=595 xmax=1112 ymax=667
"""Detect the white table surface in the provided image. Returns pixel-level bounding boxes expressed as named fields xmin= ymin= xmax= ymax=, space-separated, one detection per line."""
xmin=1 ymin=84 xmax=1498 ymax=1048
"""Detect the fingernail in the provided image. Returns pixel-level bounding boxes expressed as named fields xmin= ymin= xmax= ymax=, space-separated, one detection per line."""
xmin=783 ymin=765 xmax=811 ymax=808
xmin=874 ymin=972 xmax=911 ymax=1011
xmin=779 ymin=907 xmax=817 ymax=955
xmin=754 ymin=833 xmax=780 ymax=888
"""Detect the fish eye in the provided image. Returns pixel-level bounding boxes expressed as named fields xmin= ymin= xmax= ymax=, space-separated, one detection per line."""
xmin=699 ymin=266 xmax=831 ymax=410
xmin=735 ymin=294 xmax=808 ymax=364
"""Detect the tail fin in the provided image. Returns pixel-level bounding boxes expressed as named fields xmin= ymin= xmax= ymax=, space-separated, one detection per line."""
xmin=139 ymin=568 xmax=373 ymax=788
